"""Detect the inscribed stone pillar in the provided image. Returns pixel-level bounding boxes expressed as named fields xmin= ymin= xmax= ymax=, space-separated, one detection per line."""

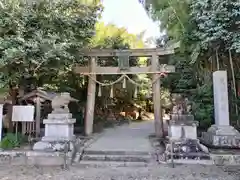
xmin=201 ymin=70 xmax=240 ymax=148
xmin=151 ymin=53 xmax=163 ymax=138
xmin=85 ymin=57 xmax=97 ymax=136
xmin=213 ymin=71 xmax=230 ymax=126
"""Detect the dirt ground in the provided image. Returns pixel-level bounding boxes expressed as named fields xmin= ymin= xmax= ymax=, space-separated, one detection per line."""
xmin=0 ymin=164 xmax=239 ymax=180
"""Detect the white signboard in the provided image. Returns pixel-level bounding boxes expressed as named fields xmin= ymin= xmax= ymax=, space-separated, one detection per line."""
xmin=12 ymin=105 xmax=34 ymax=122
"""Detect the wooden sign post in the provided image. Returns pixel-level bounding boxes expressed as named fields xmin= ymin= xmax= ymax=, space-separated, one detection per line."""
xmin=12 ymin=105 xmax=35 ymax=141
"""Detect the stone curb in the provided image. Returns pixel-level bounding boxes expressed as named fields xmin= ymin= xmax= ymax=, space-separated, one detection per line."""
xmin=0 ymin=151 xmax=239 ymax=166
xmin=165 ymin=154 xmax=240 ymax=166
xmin=0 ymin=132 xmax=102 ymax=165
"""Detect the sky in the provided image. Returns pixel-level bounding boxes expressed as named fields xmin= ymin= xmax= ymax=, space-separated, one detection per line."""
xmin=100 ymin=0 xmax=161 ymax=43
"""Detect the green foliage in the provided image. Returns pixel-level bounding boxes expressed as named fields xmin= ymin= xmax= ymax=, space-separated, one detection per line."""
xmin=143 ymin=0 xmax=191 ymax=43
xmin=161 ymin=54 xmax=197 ymax=93
xmin=145 ymin=0 xmax=240 ymax=56
xmin=190 ymin=83 xmax=214 ymax=128
xmin=144 ymin=0 xmax=240 ymax=128
xmin=0 ymin=0 xmax=101 ymax=90
xmin=160 ymin=53 xmax=214 ymax=127
xmin=91 ymin=22 xmax=145 ymax=49
xmin=190 ymin=0 xmax=240 ymax=53
xmin=0 ymin=133 xmax=27 ymax=149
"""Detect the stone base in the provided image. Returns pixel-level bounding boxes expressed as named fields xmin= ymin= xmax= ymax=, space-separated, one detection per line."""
xmin=41 ymin=135 xmax=76 ymax=142
xmin=33 ymin=113 xmax=76 ymax=152
xmin=201 ymin=125 xmax=240 ymax=148
xmin=165 ymin=139 xmax=210 ymax=160
xmin=33 ymin=140 xmax=75 ymax=152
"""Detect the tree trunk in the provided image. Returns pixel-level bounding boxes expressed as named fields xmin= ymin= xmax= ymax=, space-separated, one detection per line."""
xmin=216 ymin=49 xmax=220 ymax=70
xmin=229 ymin=50 xmax=239 ymax=126
xmin=7 ymin=86 xmax=18 ymax=133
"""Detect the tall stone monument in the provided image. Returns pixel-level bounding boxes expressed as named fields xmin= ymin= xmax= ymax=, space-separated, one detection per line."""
xmin=202 ymin=71 xmax=240 ymax=148
xmin=33 ymin=92 xmax=77 ymax=151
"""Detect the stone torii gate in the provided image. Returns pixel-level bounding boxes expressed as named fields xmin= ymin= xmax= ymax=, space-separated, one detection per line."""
xmin=74 ymin=48 xmax=175 ymax=138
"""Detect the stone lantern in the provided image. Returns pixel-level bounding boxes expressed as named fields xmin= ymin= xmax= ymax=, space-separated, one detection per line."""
xmin=33 ymin=92 xmax=78 ymax=151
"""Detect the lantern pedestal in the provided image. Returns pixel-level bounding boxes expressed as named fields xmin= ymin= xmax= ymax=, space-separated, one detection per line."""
xmin=33 ymin=113 xmax=76 ymax=151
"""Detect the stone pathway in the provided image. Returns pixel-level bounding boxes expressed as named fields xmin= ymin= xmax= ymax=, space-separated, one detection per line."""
xmin=85 ymin=120 xmax=154 ymax=153
xmin=0 ymin=120 xmax=239 ymax=179
xmin=0 ymin=164 xmax=238 ymax=180
xmin=78 ymin=120 xmax=155 ymax=166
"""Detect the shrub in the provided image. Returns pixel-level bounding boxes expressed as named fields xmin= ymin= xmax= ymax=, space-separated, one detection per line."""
xmin=0 ymin=133 xmax=27 ymax=149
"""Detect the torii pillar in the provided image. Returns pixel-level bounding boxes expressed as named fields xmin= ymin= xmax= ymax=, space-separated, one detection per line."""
xmin=85 ymin=57 xmax=97 ymax=136
xmin=151 ymin=53 xmax=163 ymax=138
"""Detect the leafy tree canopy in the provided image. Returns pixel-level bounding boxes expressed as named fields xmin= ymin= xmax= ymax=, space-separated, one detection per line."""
xmin=0 ymin=0 xmax=101 ymax=90
xmin=91 ymin=22 xmax=145 ymax=49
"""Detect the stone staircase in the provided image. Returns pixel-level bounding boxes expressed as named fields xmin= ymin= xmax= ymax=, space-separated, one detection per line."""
xmin=75 ymin=150 xmax=153 ymax=167
xmin=1 ymin=142 xmax=240 ymax=167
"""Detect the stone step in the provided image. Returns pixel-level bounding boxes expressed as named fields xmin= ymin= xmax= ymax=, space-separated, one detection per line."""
xmin=82 ymin=154 xmax=151 ymax=162
xmin=0 ymin=150 xmax=238 ymax=166
xmin=84 ymin=150 xmax=151 ymax=156
xmin=74 ymin=160 xmax=149 ymax=168
xmin=166 ymin=159 xmax=214 ymax=165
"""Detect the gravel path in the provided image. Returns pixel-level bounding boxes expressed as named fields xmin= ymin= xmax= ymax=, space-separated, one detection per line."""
xmin=0 ymin=164 xmax=238 ymax=180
